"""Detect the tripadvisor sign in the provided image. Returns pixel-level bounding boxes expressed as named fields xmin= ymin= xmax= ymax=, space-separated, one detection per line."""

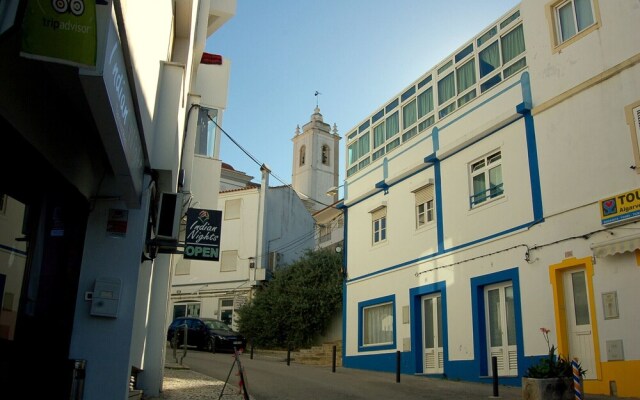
xmin=184 ymin=208 xmax=222 ymax=261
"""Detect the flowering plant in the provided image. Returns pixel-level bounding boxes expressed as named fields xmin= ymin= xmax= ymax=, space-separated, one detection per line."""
xmin=524 ymin=328 xmax=586 ymax=379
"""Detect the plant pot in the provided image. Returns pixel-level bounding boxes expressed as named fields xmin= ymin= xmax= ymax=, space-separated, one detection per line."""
xmin=522 ymin=377 xmax=583 ymax=400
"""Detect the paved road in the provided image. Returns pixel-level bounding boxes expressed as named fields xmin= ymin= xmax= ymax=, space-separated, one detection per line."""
xmin=180 ymin=349 xmax=524 ymax=400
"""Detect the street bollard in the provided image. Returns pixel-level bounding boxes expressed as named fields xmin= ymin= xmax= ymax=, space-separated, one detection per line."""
xmin=250 ymin=343 xmax=254 ymax=360
xmin=287 ymin=346 xmax=291 ymax=366
xmin=572 ymin=358 xmax=583 ymax=400
xmin=492 ymin=356 xmax=499 ymax=397
xmin=396 ymin=351 xmax=401 ymax=383
xmin=332 ymin=345 xmax=337 ymax=373
xmin=70 ymin=359 xmax=86 ymax=400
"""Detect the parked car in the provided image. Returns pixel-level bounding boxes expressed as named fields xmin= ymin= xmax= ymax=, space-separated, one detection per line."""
xmin=167 ymin=316 xmax=247 ymax=353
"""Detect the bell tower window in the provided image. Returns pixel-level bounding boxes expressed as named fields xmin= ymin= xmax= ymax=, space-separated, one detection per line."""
xmin=322 ymin=145 xmax=330 ymax=165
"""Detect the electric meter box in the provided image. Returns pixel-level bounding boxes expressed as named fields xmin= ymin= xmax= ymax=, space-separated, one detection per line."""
xmin=90 ymin=277 xmax=122 ymax=318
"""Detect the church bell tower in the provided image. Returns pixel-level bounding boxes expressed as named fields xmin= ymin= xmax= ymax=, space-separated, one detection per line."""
xmin=291 ymin=107 xmax=340 ymax=212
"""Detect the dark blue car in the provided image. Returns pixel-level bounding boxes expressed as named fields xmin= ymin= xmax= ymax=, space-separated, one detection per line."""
xmin=167 ymin=316 xmax=246 ymax=353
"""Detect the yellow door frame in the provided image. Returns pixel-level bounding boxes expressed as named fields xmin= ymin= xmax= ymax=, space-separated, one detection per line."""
xmin=548 ymin=256 xmax=602 ymax=382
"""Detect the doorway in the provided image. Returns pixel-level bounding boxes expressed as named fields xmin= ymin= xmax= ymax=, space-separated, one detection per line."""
xmin=422 ymin=293 xmax=443 ymax=374
xmin=484 ymin=282 xmax=518 ymax=376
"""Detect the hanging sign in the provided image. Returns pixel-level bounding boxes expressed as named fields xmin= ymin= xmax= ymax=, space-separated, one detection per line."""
xmin=21 ymin=0 xmax=97 ymax=68
xmin=184 ymin=208 xmax=222 ymax=261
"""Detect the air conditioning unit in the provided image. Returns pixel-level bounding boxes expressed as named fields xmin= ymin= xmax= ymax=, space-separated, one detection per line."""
xmin=155 ymin=192 xmax=183 ymax=241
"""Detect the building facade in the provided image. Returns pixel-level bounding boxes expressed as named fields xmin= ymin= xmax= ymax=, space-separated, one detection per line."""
xmin=169 ymin=164 xmax=316 ymax=331
xmin=340 ymin=0 xmax=640 ymax=397
xmin=168 ymin=107 xmax=339 ymax=331
xmin=0 ymin=1 xmax=235 ymax=398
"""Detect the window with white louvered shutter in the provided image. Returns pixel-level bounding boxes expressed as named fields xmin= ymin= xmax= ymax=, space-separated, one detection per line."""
xmin=371 ymin=206 xmax=387 ymax=244
xmin=414 ymin=184 xmax=434 ymax=228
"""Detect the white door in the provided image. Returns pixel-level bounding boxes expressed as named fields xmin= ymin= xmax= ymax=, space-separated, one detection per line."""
xmin=563 ymin=269 xmax=596 ymax=379
xmin=485 ymin=283 xmax=517 ymax=376
xmin=422 ymin=294 xmax=443 ymax=374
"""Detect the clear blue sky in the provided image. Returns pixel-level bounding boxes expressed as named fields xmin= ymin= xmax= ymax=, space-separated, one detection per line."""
xmin=205 ymin=0 xmax=521 ymax=186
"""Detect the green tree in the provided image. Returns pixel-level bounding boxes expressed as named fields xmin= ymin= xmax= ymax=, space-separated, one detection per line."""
xmin=237 ymin=248 xmax=343 ymax=349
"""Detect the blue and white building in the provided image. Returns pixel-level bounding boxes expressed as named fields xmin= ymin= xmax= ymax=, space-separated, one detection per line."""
xmin=339 ymin=0 xmax=640 ymax=397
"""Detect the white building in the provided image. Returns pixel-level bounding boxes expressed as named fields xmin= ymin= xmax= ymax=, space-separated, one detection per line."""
xmin=169 ymin=164 xmax=317 ymax=331
xmin=168 ymin=107 xmax=340 ymax=331
xmin=0 ymin=1 xmax=235 ymax=398
xmin=340 ymin=0 xmax=640 ymax=397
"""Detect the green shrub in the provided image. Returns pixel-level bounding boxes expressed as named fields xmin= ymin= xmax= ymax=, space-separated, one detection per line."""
xmin=237 ymin=248 xmax=343 ymax=350
xmin=524 ymin=328 xmax=586 ymax=378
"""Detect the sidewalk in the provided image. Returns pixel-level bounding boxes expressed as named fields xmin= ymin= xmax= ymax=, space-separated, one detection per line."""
xmin=144 ymin=361 xmax=252 ymax=400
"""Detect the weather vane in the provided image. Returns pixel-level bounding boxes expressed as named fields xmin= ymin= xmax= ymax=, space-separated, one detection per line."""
xmin=314 ymin=90 xmax=322 ymax=107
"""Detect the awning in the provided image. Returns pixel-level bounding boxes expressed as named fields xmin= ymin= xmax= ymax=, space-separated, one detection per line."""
xmin=590 ymin=235 xmax=640 ymax=257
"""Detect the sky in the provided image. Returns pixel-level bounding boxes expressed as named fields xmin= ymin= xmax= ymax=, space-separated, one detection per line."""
xmin=204 ymin=0 xmax=521 ymax=188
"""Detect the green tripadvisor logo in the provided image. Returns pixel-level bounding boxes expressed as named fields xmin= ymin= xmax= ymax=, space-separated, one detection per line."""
xmin=52 ymin=0 xmax=85 ymax=16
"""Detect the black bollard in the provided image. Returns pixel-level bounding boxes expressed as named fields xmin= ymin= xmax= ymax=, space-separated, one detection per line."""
xmin=250 ymin=343 xmax=254 ymax=360
xmin=396 ymin=351 xmax=401 ymax=383
xmin=332 ymin=345 xmax=337 ymax=373
xmin=287 ymin=347 xmax=291 ymax=366
xmin=491 ymin=356 xmax=499 ymax=397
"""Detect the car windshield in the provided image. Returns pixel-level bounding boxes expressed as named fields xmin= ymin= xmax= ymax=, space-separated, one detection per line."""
xmin=204 ymin=320 xmax=231 ymax=330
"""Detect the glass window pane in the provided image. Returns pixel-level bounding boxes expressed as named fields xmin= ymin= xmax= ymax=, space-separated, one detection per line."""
xmin=418 ymin=116 xmax=435 ymax=132
xmin=558 ymin=3 xmax=577 ymax=42
xmin=479 ymin=41 xmax=500 ymax=78
xmin=437 ymin=72 xmax=455 ymax=105
xmin=403 ymin=99 xmax=417 ymax=129
xmin=456 ymin=59 xmax=476 ymax=93
xmin=348 ymin=143 xmax=358 ymax=164
xmin=417 ymin=203 xmax=425 ymax=226
xmin=575 ymin=0 xmax=594 ymax=32
xmin=386 ymin=112 xmax=399 ymax=139
xmin=505 ymin=286 xmax=516 ymax=345
xmin=501 ymin=25 xmax=525 ymax=64
xmin=364 ymin=302 xmax=393 ymax=345
xmin=488 ymin=289 xmax=502 ymax=347
xmin=489 ymin=165 xmax=503 ymax=197
xmin=571 ymin=271 xmax=590 ymax=325
xmin=373 ymin=123 xmax=385 ymax=148
xmin=477 ymin=27 xmax=497 ymax=47
xmin=471 ymin=159 xmax=485 ymax=172
xmin=473 ymin=174 xmax=486 ymax=202
xmin=424 ymin=298 xmax=434 ymax=349
xmin=195 ymin=108 xmax=217 ymax=157
xmin=358 ymin=133 xmax=370 ymax=157
xmin=417 ymin=87 xmax=434 ymax=118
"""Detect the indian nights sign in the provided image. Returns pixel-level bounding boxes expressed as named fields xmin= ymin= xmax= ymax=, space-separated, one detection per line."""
xmin=184 ymin=208 xmax=222 ymax=261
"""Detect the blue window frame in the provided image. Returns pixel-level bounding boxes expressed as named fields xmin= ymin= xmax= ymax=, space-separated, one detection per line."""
xmin=358 ymin=294 xmax=396 ymax=352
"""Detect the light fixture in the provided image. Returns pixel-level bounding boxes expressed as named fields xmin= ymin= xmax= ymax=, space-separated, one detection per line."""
xmin=326 ymin=186 xmax=339 ymax=196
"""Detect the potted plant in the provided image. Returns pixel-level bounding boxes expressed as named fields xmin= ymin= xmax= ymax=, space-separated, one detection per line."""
xmin=522 ymin=328 xmax=586 ymax=400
